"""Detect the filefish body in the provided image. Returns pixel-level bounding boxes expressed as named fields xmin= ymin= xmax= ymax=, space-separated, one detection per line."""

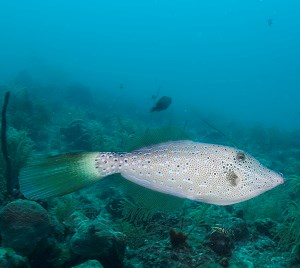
xmin=95 ymin=141 xmax=284 ymax=205
xmin=20 ymin=141 xmax=284 ymax=205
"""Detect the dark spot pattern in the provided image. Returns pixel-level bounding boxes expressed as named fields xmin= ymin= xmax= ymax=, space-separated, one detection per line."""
xmin=226 ymin=170 xmax=239 ymax=186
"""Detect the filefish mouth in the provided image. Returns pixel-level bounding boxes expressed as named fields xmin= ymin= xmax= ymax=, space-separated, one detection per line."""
xmin=256 ymin=170 xmax=285 ymax=192
xmin=278 ymin=173 xmax=285 ymax=185
xmin=278 ymin=173 xmax=285 ymax=183
xmin=268 ymin=171 xmax=285 ymax=189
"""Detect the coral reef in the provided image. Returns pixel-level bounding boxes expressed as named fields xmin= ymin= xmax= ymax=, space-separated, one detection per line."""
xmin=0 ymin=200 xmax=51 ymax=255
xmin=70 ymin=213 xmax=126 ymax=267
xmin=205 ymin=230 xmax=234 ymax=257
xmin=0 ymin=79 xmax=298 ymax=267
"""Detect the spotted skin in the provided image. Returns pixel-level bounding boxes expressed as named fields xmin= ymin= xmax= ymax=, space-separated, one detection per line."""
xmin=94 ymin=141 xmax=284 ymax=205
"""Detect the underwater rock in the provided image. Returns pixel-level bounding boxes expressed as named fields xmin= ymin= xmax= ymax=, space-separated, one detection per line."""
xmin=205 ymin=231 xmax=233 ymax=257
xmin=254 ymin=218 xmax=276 ymax=237
xmin=169 ymin=228 xmax=188 ymax=248
xmin=72 ymin=260 xmax=104 ymax=268
xmin=48 ymin=213 xmax=66 ymax=241
xmin=70 ymin=220 xmax=126 ymax=267
xmin=234 ymin=209 xmax=244 ymax=219
xmin=0 ymin=247 xmax=29 ymax=268
xmin=28 ymin=238 xmax=72 ymax=268
xmin=0 ymin=200 xmax=51 ymax=255
xmin=105 ymin=194 xmax=126 ymax=219
xmin=254 ymin=236 xmax=276 ymax=251
xmin=230 ymin=217 xmax=249 ymax=241
xmin=65 ymin=210 xmax=90 ymax=233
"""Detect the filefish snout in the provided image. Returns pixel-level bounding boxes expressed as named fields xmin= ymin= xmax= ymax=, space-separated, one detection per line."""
xmin=243 ymin=154 xmax=285 ymax=190
xmin=208 ymin=150 xmax=285 ymax=205
xmin=253 ymin=168 xmax=284 ymax=192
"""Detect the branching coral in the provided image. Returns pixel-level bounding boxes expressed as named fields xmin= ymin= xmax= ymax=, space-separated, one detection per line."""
xmin=117 ymin=221 xmax=149 ymax=249
xmin=50 ymin=196 xmax=80 ymax=224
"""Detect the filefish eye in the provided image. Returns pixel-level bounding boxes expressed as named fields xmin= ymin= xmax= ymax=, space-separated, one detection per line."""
xmin=236 ymin=152 xmax=246 ymax=161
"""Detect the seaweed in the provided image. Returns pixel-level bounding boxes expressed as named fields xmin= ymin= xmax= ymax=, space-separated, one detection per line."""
xmin=275 ymin=201 xmax=300 ymax=252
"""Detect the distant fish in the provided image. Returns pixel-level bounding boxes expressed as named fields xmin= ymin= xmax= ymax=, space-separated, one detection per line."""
xmin=151 ymin=96 xmax=172 ymax=112
xmin=211 ymin=226 xmax=234 ymax=237
xmin=19 ymin=141 xmax=284 ymax=205
xmin=119 ymin=84 xmax=124 ymax=90
xmin=268 ymin=18 xmax=273 ymax=27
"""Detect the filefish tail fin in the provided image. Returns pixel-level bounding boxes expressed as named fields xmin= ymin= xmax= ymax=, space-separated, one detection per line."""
xmin=19 ymin=152 xmax=102 ymax=200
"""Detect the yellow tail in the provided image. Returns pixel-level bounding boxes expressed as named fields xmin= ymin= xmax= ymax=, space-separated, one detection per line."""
xmin=19 ymin=152 xmax=103 ymax=200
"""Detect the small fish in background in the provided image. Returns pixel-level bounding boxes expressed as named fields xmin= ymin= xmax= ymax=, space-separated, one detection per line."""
xmin=151 ymin=96 xmax=172 ymax=112
xmin=211 ymin=226 xmax=234 ymax=237
xmin=267 ymin=18 xmax=273 ymax=27
xmin=19 ymin=141 xmax=284 ymax=205
xmin=119 ymin=83 xmax=124 ymax=90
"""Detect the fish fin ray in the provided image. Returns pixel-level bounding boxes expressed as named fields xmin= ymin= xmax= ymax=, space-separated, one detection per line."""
xmin=20 ymin=152 xmax=102 ymax=200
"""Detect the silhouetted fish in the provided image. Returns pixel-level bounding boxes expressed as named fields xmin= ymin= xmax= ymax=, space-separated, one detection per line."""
xmin=151 ymin=96 xmax=172 ymax=112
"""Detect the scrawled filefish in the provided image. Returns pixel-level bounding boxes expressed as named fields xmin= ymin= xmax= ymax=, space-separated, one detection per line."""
xmin=20 ymin=141 xmax=284 ymax=205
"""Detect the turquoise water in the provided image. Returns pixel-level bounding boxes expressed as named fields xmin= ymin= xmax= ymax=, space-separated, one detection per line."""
xmin=0 ymin=1 xmax=299 ymax=267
